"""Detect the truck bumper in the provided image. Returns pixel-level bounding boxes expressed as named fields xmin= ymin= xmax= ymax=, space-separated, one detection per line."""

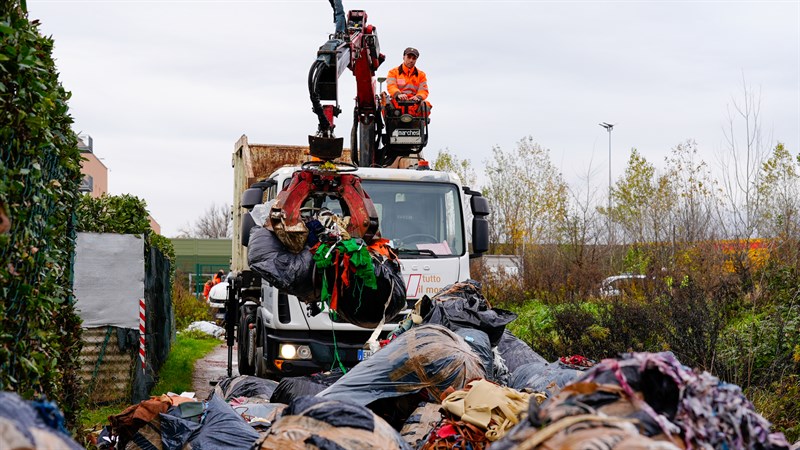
xmin=263 ymin=329 xmax=385 ymax=376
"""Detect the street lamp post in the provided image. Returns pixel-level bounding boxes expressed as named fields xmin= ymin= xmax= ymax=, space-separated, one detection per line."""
xmin=599 ymin=122 xmax=614 ymax=245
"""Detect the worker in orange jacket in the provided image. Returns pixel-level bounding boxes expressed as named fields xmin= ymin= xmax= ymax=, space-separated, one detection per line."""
xmin=386 ymin=47 xmax=431 ymax=117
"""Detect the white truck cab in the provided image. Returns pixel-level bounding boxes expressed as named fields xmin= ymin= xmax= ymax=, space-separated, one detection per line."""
xmin=231 ymin=163 xmax=490 ymax=378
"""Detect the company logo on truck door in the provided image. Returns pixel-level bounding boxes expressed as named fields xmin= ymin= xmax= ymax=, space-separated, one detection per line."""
xmin=405 ymin=274 xmax=444 ymax=298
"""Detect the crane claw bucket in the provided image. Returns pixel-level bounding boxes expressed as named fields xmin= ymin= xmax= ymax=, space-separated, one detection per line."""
xmin=308 ymin=135 xmax=344 ymax=161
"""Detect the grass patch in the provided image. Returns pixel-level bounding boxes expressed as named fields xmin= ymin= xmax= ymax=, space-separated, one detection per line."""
xmin=152 ymin=332 xmax=222 ymax=395
xmin=79 ymin=401 xmax=128 ymax=430
xmin=497 ymin=299 xmax=553 ymax=344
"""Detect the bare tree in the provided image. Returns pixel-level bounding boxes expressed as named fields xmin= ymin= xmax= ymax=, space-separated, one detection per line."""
xmin=561 ymin=158 xmax=605 ymax=270
xmin=177 ymin=203 xmax=231 ymax=238
xmin=664 ymin=140 xmax=720 ymax=243
xmin=717 ymin=76 xmax=770 ymax=239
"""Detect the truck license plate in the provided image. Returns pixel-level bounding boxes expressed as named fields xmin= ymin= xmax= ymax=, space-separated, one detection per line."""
xmin=357 ymin=349 xmax=372 ymax=361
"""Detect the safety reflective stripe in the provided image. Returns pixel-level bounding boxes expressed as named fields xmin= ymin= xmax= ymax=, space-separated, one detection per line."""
xmin=419 ymin=82 xmax=428 ymax=89
xmin=401 ymin=83 xmax=419 ymax=90
xmin=386 ymin=77 xmax=397 ymax=83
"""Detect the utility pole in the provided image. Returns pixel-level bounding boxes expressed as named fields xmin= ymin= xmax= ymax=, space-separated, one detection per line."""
xmin=599 ymin=122 xmax=615 ymax=257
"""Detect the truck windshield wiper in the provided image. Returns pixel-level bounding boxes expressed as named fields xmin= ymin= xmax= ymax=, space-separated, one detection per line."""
xmin=396 ymin=248 xmax=438 ymax=258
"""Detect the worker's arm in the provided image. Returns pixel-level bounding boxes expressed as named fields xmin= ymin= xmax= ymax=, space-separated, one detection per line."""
xmin=386 ymin=67 xmax=400 ymax=98
xmin=413 ymin=71 xmax=428 ymax=101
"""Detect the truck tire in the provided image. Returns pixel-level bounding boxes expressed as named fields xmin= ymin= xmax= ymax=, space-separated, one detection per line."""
xmin=255 ymin=345 xmax=271 ymax=378
xmin=237 ymin=310 xmax=256 ymax=376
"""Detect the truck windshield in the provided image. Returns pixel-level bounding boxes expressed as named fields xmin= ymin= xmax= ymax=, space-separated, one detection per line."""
xmin=363 ymin=181 xmax=464 ymax=256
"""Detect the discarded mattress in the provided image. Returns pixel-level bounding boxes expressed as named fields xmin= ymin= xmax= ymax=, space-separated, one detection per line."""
xmin=491 ymin=351 xmax=791 ymax=450
xmin=0 ymin=392 xmax=83 ymax=450
xmin=419 ymin=280 xmax=517 ymax=346
xmin=318 ymin=325 xmax=486 ymax=405
xmin=253 ymin=396 xmax=411 ymax=450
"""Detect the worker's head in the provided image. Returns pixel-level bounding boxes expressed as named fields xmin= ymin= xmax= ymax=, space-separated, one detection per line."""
xmin=403 ymin=47 xmax=419 ymax=68
xmin=217 ymin=270 xmax=224 ymax=278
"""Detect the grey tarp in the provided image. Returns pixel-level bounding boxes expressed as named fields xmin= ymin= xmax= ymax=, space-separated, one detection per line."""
xmin=254 ymin=396 xmax=411 ymax=450
xmin=318 ymin=325 xmax=485 ymax=405
xmin=74 ymin=232 xmax=144 ymax=328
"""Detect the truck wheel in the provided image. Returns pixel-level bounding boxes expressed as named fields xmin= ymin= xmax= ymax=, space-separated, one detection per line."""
xmin=237 ymin=310 xmax=256 ymax=376
xmin=255 ymin=346 xmax=271 ymax=378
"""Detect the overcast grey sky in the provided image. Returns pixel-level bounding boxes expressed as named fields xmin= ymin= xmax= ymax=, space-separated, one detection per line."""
xmin=29 ymin=1 xmax=799 ymax=237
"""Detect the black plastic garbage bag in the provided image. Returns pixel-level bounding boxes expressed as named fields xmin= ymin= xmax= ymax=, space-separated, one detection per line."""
xmin=496 ymin=330 xmax=547 ymax=373
xmin=493 ymin=352 xmax=791 ymax=450
xmin=187 ymin=392 xmax=259 ymax=450
xmin=420 ymin=280 xmax=517 ymax=346
xmin=253 ymin=396 xmax=411 ymax=450
xmin=315 ymin=245 xmax=407 ymax=329
xmin=159 ymin=413 xmax=201 ymax=450
xmin=215 ymin=375 xmax=279 ymax=401
xmin=454 ymin=328 xmax=495 ymax=381
xmin=270 ymin=369 xmax=345 ymax=405
xmin=508 ymin=361 xmax=583 ymax=396
xmin=248 ymin=226 xmax=315 ymax=302
xmin=318 ymin=325 xmax=485 ymax=406
xmin=0 ymin=392 xmax=83 ymax=450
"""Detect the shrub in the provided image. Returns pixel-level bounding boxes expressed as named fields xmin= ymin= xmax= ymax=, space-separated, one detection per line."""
xmin=173 ymin=271 xmax=211 ymax=331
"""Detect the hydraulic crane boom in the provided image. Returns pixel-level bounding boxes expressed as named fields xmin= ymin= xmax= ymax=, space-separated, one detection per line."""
xmin=308 ymin=8 xmax=384 ymax=164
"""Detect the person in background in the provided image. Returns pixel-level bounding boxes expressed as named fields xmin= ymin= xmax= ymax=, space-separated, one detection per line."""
xmin=203 ymin=270 xmax=225 ymax=300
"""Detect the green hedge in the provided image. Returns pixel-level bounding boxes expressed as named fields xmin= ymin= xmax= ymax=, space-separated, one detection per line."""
xmin=75 ymin=193 xmax=175 ymax=283
xmin=0 ymin=1 xmax=84 ymax=425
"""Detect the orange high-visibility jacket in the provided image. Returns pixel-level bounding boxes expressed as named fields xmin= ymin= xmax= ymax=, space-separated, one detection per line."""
xmin=387 ymin=64 xmax=429 ymax=101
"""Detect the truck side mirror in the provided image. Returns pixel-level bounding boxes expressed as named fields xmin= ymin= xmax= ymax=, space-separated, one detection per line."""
xmin=241 ymin=212 xmax=256 ymax=247
xmin=469 ymin=192 xmax=490 ymax=256
xmin=241 ymin=188 xmax=264 ymax=210
xmin=470 ymin=195 xmax=490 ymax=217
xmin=472 ymin=216 xmax=489 ymax=255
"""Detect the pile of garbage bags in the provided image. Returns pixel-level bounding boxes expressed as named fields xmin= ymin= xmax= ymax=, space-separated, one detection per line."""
xmin=0 ymin=392 xmax=83 ymax=450
xmin=248 ymin=212 xmax=406 ymax=328
xmin=492 ymin=351 xmax=792 ymax=449
xmin=81 ymin=280 xmax=792 ymax=450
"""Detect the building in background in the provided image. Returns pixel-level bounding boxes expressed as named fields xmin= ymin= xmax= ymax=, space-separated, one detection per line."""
xmin=78 ymin=134 xmax=161 ymax=234
xmin=170 ymin=238 xmax=232 ymax=297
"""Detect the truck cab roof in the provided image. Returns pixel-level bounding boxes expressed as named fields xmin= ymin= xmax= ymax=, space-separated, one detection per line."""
xmin=269 ymin=165 xmax=463 ymax=186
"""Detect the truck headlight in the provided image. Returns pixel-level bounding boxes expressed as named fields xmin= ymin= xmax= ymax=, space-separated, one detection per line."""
xmin=279 ymin=344 xmax=312 ymax=360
